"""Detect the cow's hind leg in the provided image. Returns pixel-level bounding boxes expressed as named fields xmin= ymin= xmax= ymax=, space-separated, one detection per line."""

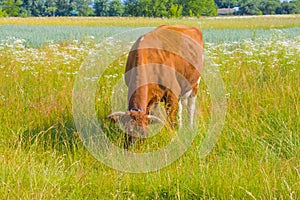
xmin=187 ymin=96 xmax=197 ymax=127
xmin=187 ymin=77 xmax=201 ymax=127
xmin=178 ymin=98 xmax=187 ymax=128
xmin=178 ymin=99 xmax=182 ymax=128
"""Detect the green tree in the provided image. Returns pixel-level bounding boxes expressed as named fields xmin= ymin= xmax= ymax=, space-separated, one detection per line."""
xmin=3 ymin=0 xmax=22 ymax=16
xmin=202 ymin=0 xmax=218 ymax=15
xmin=240 ymin=0 xmax=261 ymax=15
xmin=175 ymin=0 xmax=189 ymax=16
xmin=137 ymin=0 xmax=151 ymax=16
xmin=277 ymin=1 xmax=297 ymax=14
xmin=259 ymin=0 xmax=280 ymax=15
xmin=134 ymin=0 xmax=176 ymax=17
xmin=70 ymin=0 xmax=76 ymax=10
xmin=76 ymin=0 xmax=93 ymax=16
xmin=56 ymin=0 xmax=71 ymax=16
xmin=0 ymin=7 xmax=8 ymax=16
xmin=123 ymin=0 xmax=139 ymax=16
xmin=22 ymin=0 xmax=46 ymax=16
xmin=45 ymin=0 xmax=57 ymax=16
xmin=169 ymin=3 xmax=182 ymax=17
xmin=215 ymin=0 xmax=239 ymax=8
xmin=151 ymin=0 xmax=168 ymax=17
xmin=186 ymin=0 xmax=217 ymax=16
xmin=108 ymin=0 xmax=124 ymax=16
xmin=94 ymin=0 xmax=109 ymax=16
xmin=291 ymin=0 xmax=300 ymax=14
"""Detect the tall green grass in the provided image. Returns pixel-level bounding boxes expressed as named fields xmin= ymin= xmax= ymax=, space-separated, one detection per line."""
xmin=0 ymin=17 xmax=299 ymax=199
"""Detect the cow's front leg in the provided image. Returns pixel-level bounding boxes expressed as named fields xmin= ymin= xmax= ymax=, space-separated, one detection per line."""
xmin=165 ymin=94 xmax=179 ymax=129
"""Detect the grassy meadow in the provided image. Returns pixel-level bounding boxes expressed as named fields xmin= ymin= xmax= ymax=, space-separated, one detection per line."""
xmin=0 ymin=16 xmax=300 ymax=199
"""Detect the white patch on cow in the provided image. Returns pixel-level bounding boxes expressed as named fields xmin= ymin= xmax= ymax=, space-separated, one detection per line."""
xmin=181 ymin=90 xmax=193 ymax=99
xmin=187 ymin=96 xmax=196 ymax=126
xmin=197 ymin=77 xmax=201 ymax=84
xmin=178 ymin=99 xmax=183 ymax=128
xmin=178 ymin=90 xmax=190 ymax=128
xmin=140 ymin=36 xmax=144 ymax=42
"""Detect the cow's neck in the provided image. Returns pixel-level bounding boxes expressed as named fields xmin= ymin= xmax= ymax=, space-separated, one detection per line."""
xmin=128 ymin=86 xmax=148 ymax=113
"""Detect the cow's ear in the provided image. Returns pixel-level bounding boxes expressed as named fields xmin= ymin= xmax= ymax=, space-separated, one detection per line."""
xmin=107 ymin=112 xmax=126 ymax=122
xmin=147 ymin=115 xmax=164 ymax=125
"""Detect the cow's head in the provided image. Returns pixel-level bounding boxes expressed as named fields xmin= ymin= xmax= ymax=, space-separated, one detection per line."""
xmin=107 ymin=109 xmax=163 ymax=141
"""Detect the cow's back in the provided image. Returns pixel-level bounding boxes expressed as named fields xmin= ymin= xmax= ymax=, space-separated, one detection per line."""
xmin=125 ymin=25 xmax=204 ymax=97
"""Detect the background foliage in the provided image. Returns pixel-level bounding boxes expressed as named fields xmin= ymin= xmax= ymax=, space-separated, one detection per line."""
xmin=0 ymin=0 xmax=299 ymax=17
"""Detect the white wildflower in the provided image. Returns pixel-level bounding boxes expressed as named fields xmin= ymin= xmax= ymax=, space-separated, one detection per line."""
xmin=21 ymin=66 xmax=35 ymax=71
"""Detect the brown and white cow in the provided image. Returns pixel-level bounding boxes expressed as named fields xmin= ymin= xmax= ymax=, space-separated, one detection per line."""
xmin=108 ymin=25 xmax=204 ymax=139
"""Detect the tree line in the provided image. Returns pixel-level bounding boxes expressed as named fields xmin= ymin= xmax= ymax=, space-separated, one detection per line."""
xmin=216 ymin=0 xmax=300 ymax=15
xmin=0 ymin=0 xmax=299 ymax=17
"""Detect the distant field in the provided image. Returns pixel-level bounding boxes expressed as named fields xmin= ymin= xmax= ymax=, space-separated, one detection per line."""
xmin=1 ymin=25 xmax=300 ymax=47
xmin=1 ymin=15 xmax=300 ymax=47
xmin=1 ymin=15 xmax=300 ymax=28
xmin=0 ymin=16 xmax=299 ymax=199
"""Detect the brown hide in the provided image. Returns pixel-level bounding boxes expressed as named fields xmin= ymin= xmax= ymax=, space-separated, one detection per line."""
xmin=124 ymin=25 xmax=204 ymax=126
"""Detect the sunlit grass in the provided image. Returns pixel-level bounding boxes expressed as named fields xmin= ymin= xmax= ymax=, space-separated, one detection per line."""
xmin=0 ymin=17 xmax=300 ymax=199
xmin=1 ymin=15 xmax=300 ymax=29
